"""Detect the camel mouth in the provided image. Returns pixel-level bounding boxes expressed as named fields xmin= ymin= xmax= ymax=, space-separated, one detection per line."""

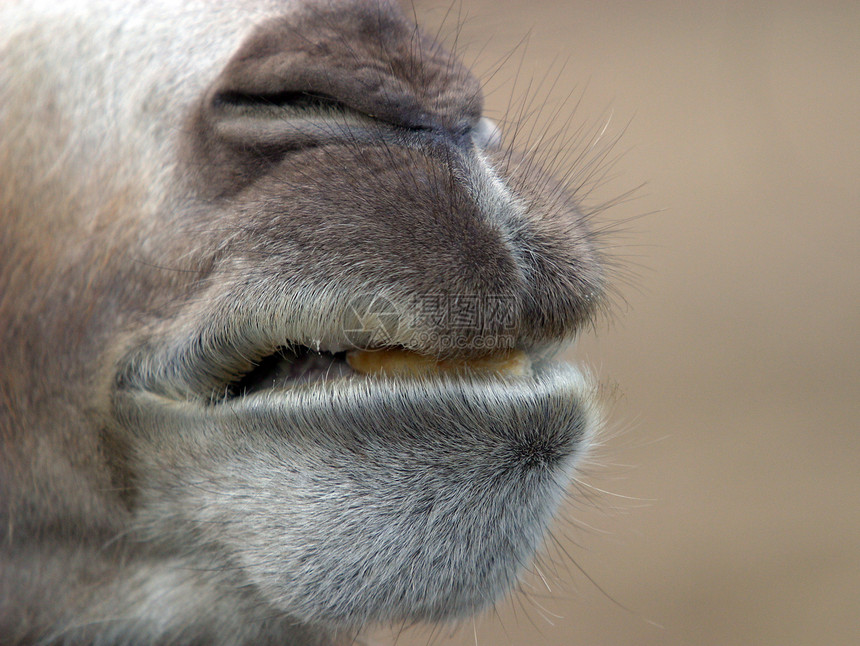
xmin=114 ymin=290 xmax=595 ymax=418
xmin=118 ymin=339 xmax=597 ymax=477
xmin=117 ymin=324 xmax=597 ymax=454
xmin=117 ymin=330 xmax=598 ymax=481
xmin=114 ymin=286 xmax=600 ymax=457
xmin=225 ymin=346 xmax=358 ymax=397
xmin=222 ymin=344 xmax=539 ymax=400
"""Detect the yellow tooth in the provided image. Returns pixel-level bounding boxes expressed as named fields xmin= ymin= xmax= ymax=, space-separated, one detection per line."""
xmin=346 ymin=348 xmax=531 ymax=378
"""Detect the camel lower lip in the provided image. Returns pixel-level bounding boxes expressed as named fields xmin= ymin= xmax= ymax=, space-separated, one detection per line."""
xmin=117 ymin=361 xmax=596 ymax=466
xmin=113 ymin=361 xmax=598 ymax=624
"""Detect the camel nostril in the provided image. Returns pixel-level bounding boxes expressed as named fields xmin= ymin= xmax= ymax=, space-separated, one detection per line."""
xmin=213 ymin=89 xmax=352 ymax=115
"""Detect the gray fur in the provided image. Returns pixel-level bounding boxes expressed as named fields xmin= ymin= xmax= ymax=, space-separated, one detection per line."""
xmin=0 ymin=1 xmax=607 ymax=644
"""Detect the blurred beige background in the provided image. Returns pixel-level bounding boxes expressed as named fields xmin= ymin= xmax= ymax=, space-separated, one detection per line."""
xmin=373 ymin=1 xmax=860 ymax=644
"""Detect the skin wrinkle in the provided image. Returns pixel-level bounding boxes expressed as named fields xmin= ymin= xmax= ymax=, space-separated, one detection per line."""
xmin=0 ymin=1 xmax=610 ymax=644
